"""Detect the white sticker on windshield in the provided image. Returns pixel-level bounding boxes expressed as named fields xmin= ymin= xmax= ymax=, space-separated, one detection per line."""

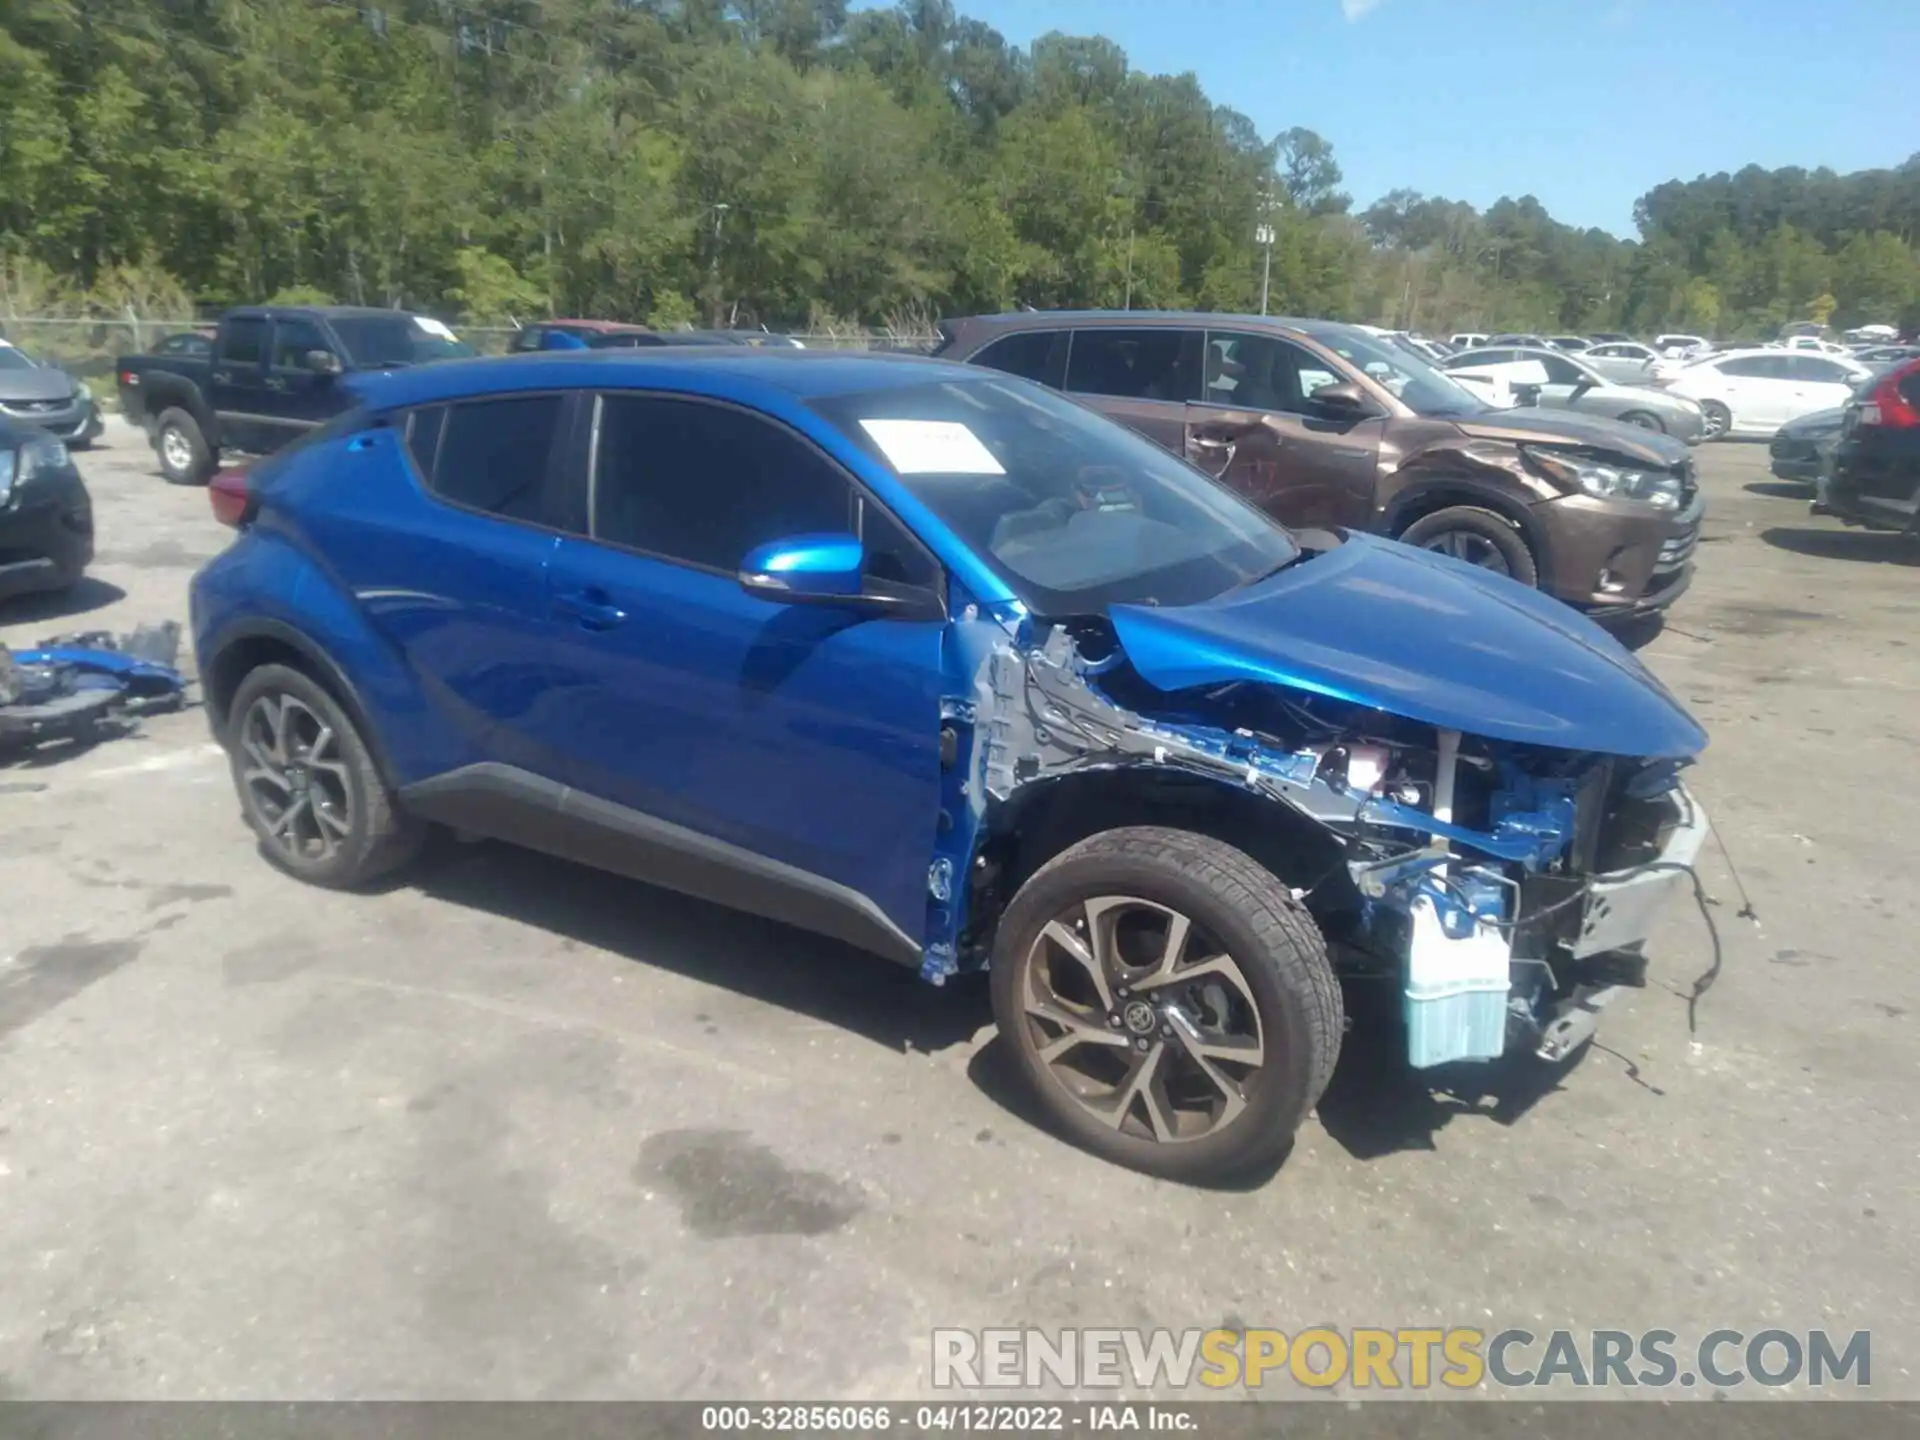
xmin=412 ymin=317 xmax=456 ymax=340
xmin=859 ymin=419 xmax=1005 ymax=475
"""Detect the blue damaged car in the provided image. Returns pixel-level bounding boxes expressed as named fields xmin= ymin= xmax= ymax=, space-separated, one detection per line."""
xmin=189 ymin=350 xmax=1708 ymax=1182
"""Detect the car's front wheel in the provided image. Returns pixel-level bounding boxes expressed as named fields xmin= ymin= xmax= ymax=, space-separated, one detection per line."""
xmin=1397 ymin=505 xmax=1540 ymax=586
xmin=227 ymin=664 xmax=424 ymax=888
xmin=990 ymin=827 xmax=1341 ymax=1184
xmin=1699 ymin=400 xmax=1732 ymax=440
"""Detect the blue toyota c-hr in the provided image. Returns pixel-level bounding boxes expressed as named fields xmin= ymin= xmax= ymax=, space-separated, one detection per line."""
xmin=191 ymin=348 xmax=1708 ymax=1182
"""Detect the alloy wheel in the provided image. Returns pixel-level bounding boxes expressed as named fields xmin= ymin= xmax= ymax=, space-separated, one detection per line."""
xmin=161 ymin=425 xmax=195 ymax=474
xmin=1019 ymin=896 xmax=1265 ymax=1144
xmin=1420 ymin=529 xmax=1512 ymax=574
xmin=238 ymin=691 xmax=355 ymax=862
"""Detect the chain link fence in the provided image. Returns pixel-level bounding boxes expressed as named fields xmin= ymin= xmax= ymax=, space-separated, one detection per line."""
xmin=1 ymin=316 xmax=935 ymax=385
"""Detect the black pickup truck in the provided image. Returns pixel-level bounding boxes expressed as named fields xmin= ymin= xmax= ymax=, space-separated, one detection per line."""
xmin=116 ymin=306 xmax=472 ymax=483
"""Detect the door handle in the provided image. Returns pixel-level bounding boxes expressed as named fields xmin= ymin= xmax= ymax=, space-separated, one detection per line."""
xmin=346 ymin=434 xmax=378 ymax=453
xmin=264 ymin=376 xmax=288 ymax=392
xmin=1189 ymin=434 xmax=1236 ymax=451
xmin=212 ymin=369 xmax=231 ymax=383
xmin=552 ymin=588 xmax=628 ymax=631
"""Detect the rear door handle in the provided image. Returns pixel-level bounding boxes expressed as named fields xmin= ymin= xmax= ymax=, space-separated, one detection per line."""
xmin=552 ymin=588 xmax=628 ymax=631
xmin=1189 ymin=434 xmax=1235 ymax=451
xmin=212 ymin=369 xmax=232 ymax=383
xmin=264 ymin=376 xmax=287 ymax=392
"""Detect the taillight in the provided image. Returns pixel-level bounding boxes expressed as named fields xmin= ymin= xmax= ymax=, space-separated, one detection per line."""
xmin=1860 ymin=360 xmax=1920 ymax=429
xmin=208 ymin=466 xmax=256 ymax=527
xmin=118 ymin=369 xmax=139 ymax=387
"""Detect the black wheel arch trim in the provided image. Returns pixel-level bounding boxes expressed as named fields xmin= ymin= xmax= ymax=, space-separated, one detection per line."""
xmin=202 ymin=618 xmax=400 ymax=790
xmin=1379 ymin=476 xmax=1555 ymax=593
xmin=399 ymin=762 xmax=925 ymax=969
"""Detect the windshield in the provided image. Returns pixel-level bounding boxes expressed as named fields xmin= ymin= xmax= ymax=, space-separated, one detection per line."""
xmin=0 ymin=346 xmax=37 ymax=372
xmin=329 ymin=316 xmax=474 ymax=368
xmin=1314 ymin=328 xmax=1487 ymax=417
xmin=813 ymin=377 xmax=1298 ymax=613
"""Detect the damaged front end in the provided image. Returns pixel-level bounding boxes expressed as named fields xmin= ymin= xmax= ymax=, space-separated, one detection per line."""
xmin=931 ymin=533 xmax=1710 ymax=1072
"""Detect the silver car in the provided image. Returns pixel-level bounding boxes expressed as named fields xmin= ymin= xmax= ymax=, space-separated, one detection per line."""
xmin=1581 ymin=341 xmax=1664 ymax=384
xmin=1443 ymin=345 xmax=1708 ymax=443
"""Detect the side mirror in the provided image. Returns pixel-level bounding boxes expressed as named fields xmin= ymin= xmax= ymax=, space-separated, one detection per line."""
xmin=1308 ymin=380 xmax=1372 ymax=416
xmin=738 ymin=533 xmax=866 ymax=604
xmin=306 ymin=350 xmax=343 ymax=376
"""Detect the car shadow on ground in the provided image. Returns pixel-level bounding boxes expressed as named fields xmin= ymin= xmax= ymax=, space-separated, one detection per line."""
xmin=1743 ymin=479 xmax=1815 ymax=500
xmin=0 ymin=576 xmax=128 ymax=627
xmin=1605 ymin=612 xmax=1665 ymax=651
xmin=1760 ymin=527 xmax=1920 ymax=566
xmin=413 ymin=839 xmax=993 ymax=1058
xmin=1312 ymin=984 xmax=1585 ymax=1161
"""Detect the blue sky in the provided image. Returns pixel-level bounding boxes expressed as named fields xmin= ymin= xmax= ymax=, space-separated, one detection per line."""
xmin=948 ymin=0 xmax=1920 ymax=237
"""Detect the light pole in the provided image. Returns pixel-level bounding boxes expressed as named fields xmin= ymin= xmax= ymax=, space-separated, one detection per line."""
xmin=708 ymin=202 xmax=730 ymax=327
xmin=1256 ymin=222 xmax=1275 ymax=315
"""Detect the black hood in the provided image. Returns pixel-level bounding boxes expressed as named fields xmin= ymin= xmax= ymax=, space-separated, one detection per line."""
xmin=1455 ymin=406 xmax=1691 ymax=467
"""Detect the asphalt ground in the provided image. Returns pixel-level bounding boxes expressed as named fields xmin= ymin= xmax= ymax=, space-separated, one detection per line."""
xmin=0 ymin=419 xmax=1914 ymax=1400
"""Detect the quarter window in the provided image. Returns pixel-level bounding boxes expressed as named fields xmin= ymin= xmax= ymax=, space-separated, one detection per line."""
xmin=1719 ymin=355 xmax=1791 ymax=379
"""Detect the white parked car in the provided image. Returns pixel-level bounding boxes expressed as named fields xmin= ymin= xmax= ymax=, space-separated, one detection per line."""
xmin=1449 ymin=332 xmax=1489 ymax=351
xmin=1773 ymin=335 xmax=1852 ymax=356
xmin=1653 ymin=333 xmax=1712 ymax=359
xmin=1661 ymin=348 xmax=1872 ymax=439
xmin=1582 ymin=340 xmax=1662 ymax=383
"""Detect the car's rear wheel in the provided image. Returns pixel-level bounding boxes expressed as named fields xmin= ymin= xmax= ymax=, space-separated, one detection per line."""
xmin=227 ymin=664 xmax=423 ymax=888
xmin=1397 ymin=505 xmax=1539 ymax=586
xmin=990 ymin=827 xmax=1341 ymax=1184
xmin=1618 ymin=410 xmax=1664 ymax=432
xmin=1699 ymin=400 xmax=1732 ymax=440
xmin=155 ymin=408 xmax=214 ymax=485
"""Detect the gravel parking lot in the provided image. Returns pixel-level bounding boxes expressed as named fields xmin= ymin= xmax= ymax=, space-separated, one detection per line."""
xmin=1 ymin=418 xmax=1915 ymax=1400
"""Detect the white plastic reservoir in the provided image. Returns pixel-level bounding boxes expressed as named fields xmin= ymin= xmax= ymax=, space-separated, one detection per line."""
xmin=1404 ymin=889 xmax=1513 ymax=1067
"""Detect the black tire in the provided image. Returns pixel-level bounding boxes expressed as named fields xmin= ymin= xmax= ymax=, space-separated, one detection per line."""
xmin=1699 ymin=400 xmax=1732 ymax=441
xmin=154 ymin=407 xmax=214 ymax=485
xmin=227 ymin=663 xmax=423 ymax=888
xmin=1617 ymin=410 xmax=1664 ymax=433
xmin=1397 ymin=505 xmax=1539 ymax=587
xmin=990 ymin=827 xmax=1342 ymax=1184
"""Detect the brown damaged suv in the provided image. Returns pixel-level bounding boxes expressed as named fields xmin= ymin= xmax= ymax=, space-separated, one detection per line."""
xmin=934 ymin=312 xmax=1702 ymax=615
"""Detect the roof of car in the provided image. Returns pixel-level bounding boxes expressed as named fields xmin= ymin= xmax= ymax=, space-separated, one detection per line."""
xmin=347 ymin=347 xmax=980 ymax=411
xmin=539 ymin=319 xmax=654 ymax=333
xmin=949 ymin=309 xmax=1330 ymax=335
xmin=225 ymin=305 xmax=439 ymax=322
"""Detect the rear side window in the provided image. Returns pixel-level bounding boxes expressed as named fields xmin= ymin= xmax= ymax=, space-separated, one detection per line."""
xmin=221 ymin=317 xmax=267 ymax=365
xmin=427 ymin=395 xmax=564 ymax=522
xmin=971 ymin=331 xmax=1067 ymax=389
xmin=1719 ymin=356 xmax=1788 ymax=379
xmin=509 ymin=327 xmax=547 ymax=353
xmin=1790 ymin=356 xmax=1849 ymax=383
xmin=1064 ymin=328 xmax=1201 ymax=403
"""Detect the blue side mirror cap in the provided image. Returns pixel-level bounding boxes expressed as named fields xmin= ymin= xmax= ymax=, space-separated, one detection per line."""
xmin=739 ymin=533 xmax=865 ymax=601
